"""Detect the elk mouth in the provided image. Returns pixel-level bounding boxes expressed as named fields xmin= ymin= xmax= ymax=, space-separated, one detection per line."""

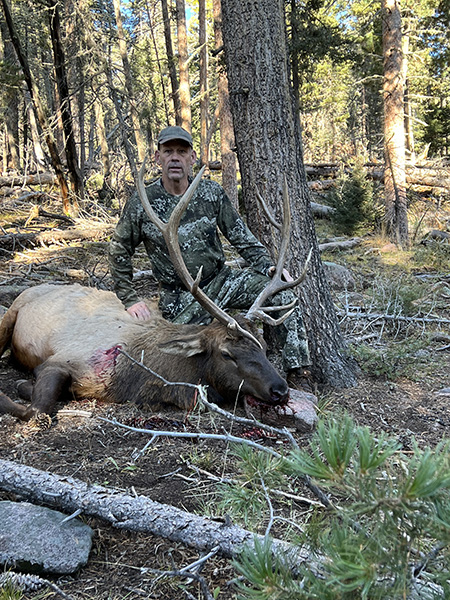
xmin=244 ymin=392 xmax=290 ymax=411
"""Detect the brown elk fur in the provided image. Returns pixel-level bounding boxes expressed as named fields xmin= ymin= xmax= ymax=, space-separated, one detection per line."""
xmin=0 ymin=283 xmax=289 ymax=420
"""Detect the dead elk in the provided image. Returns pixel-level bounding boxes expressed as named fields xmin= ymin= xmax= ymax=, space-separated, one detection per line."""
xmin=0 ymin=283 xmax=290 ymax=421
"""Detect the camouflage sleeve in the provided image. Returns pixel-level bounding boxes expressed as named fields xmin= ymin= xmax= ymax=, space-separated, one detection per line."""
xmin=216 ymin=186 xmax=273 ymax=275
xmin=108 ymin=194 xmax=143 ymax=308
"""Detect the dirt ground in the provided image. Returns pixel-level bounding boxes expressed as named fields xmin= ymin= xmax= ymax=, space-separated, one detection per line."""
xmin=0 ymin=195 xmax=449 ymax=599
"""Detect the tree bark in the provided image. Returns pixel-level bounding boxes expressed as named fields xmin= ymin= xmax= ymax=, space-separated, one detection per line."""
xmin=24 ymin=89 xmax=47 ymax=171
xmin=47 ymin=0 xmax=83 ymax=204
xmin=145 ymin=0 xmax=170 ymax=127
xmin=0 ymin=0 xmax=73 ymax=214
xmin=382 ymin=0 xmax=408 ymax=248
xmin=213 ymin=0 xmax=238 ymax=208
xmin=113 ymin=0 xmax=146 ymax=163
xmin=175 ymin=0 xmax=191 ymax=131
xmin=199 ymin=0 xmax=209 ymax=167
xmin=0 ymin=459 xmax=313 ymax=566
xmin=221 ymin=0 xmax=359 ymax=387
xmin=161 ymin=0 xmax=181 ymax=125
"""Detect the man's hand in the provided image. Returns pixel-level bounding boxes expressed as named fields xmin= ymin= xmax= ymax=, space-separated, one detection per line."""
xmin=268 ymin=266 xmax=294 ymax=282
xmin=127 ymin=301 xmax=152 ymax=320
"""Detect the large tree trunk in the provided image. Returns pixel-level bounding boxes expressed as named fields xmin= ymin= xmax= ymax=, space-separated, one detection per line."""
xmin=213 ymin=0 xmax=238 ymax=208
xmin=113 ymin=0 xmax=146 ymax=163
xmin=0 ymin=0 xmax=74 ymax=215
xmin=175 ymin=0 xmax=191 ymax=131
xmin=221 ymin=0 xmax=358 ymax=387
xmin=161 ymin=0 xmax=181 ymax=125
xmin=382 ymin=0 xmax=408 ymax=248
xmin=402 ymin=19 xmax=415 ymax=164
xmin=199 ymin=0 xmax=209 ymax=167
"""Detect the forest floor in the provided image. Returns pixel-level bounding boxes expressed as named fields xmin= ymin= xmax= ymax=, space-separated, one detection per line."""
xmin=0 ymin=190 xmax=449 ymax=600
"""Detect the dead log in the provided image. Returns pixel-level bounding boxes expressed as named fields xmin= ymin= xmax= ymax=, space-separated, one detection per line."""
xmin=318 ymin=237 xmax=363 ymax=252
xmin=0 ymin=459 xmax=312 ymax=566
xmin=310 ymin=201 xmax=336 ymax=217
xmin=0 ymin=225 xmax=113 ymax=250
xmin=0 ymin=172 xmax=56 ymax=188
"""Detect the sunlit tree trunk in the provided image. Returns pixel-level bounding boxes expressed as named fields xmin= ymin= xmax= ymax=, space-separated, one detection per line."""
xmin=94 ymin=95 xmax=111 ymax=185
xmin=221 ymin=0 xmax=359 ymax=387
xmin=199 ymin=0 xmax=208 ymax=166
xmin=113 ymin=0 xmax=146 ymax=162
xmin=161 ymin=0 xmax=181 ymax=125
xmin=402 ymin=19 xmax=415 ymax=164
xmin=24 ymin=89 xmax=47 ymax=170
xmin=213 ymin=0 xmax=237 ymax=207
xmin=382 ymin=0 xmax=408 ymax=248
xmin=176 ymin=0 xmax=191 ymax=131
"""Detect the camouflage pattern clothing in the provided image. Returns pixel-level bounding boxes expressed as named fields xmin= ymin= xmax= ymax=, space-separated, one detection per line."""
xmin=108 ymin=177 xmax=311 ymax=371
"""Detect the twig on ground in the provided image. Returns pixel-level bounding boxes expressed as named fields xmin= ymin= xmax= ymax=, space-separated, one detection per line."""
xmin=338 ymin=308 xmax=450 ymax=326
xmin=100 ymin=417 xmax=283 ymax=459
xmin=113 ymin=351 xmax=331 ymax=508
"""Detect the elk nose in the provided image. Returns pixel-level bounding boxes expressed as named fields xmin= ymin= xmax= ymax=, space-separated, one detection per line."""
xmin=270 ymin=381 xmax=289 ymax=404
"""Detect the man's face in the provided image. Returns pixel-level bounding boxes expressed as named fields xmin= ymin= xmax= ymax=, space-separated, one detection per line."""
xmin=155 ymin=140 xmax=197 ymax=183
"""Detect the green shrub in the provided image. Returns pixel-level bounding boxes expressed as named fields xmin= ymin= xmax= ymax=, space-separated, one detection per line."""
xmin=232 ymin=415 xmax=450 ymax=600
xmin=329 ymin=159 xmax=381 ymax=235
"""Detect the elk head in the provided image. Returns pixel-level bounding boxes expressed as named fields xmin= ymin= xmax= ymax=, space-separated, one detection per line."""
xmin=135 ymin=163 xmax=310 ymax=407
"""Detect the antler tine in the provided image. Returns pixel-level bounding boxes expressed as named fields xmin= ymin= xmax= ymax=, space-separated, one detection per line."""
xmin=246 ymin=175 xmax=311 ymax=326
xmin=136 ymin=161 xmax=263 ymax=348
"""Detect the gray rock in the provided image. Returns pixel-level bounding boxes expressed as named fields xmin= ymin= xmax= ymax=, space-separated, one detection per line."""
xmin=0 ymin=501 xmax=93 ymax=575
xmin=245 ymin=388 xmax=318 ymax=432
xmin=323 ymin=261 xmax=355 ymax=290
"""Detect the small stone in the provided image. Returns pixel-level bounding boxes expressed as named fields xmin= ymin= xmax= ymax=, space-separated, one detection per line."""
xmin=0 ymin=501 xmax=93 ymax=575
xmin=245 ymin=388 xmax=318 ymax=432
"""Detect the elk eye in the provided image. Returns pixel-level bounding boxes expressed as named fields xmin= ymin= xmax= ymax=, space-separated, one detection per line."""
xmin=221 ymin=350 xmax=235 ymax=361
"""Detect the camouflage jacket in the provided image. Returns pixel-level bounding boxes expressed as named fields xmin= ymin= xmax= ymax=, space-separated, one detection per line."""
xmin=109 ymin=178 xmax=273 ymax=308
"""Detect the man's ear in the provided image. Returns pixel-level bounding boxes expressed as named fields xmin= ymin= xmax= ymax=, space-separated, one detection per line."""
xmin=155 ymin=150 xmax=161 ymax=165
xmin=190 ymin=150 xmax=197 ymax=165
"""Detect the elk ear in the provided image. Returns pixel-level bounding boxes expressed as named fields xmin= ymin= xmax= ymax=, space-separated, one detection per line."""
xmin=158 ymin=336 xmax=204 ymax=357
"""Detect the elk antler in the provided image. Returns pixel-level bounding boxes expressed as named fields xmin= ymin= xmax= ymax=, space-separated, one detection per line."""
xmin=246 ymin=174 xmax=312 ymax=326
xmin=136 ymin=161 xmax=263 ymax=346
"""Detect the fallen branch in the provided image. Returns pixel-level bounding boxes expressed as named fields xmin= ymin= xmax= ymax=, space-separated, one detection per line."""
xmin=117 ymin=351 xmax=329 ymax=507
xmin=338 ymin=309 xmax=450 ymax=326
xmin=0 ymin=459 xmax=313 ymax=567
xmin=318 ymin=237 xmax=363 ymax=252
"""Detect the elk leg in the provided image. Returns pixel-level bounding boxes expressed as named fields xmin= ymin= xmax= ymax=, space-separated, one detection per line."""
xmin=17 ymin=379 xmax=33 ymax=401
xmin=0 ymin=305 xmax=18 ymax=356
xmin=29 ymin=363 xmax=72 ymax=417
xmin=0 ymin=390 xmax=30 ymax=420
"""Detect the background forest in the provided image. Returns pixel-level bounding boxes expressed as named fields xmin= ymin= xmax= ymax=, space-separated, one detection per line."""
xmin=1 ymin=0 xmax=450 ymax=198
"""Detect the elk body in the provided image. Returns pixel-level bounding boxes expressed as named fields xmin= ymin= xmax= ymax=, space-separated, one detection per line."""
xmin=0 ymin=283 xmax=289 ymax=420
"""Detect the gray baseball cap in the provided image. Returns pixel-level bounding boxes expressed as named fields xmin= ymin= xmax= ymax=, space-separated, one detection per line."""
xmin=157 ymin=126 xmax=193 ymax=147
